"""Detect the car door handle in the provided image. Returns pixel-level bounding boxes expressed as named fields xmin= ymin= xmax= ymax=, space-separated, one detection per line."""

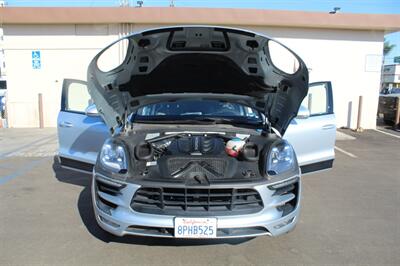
xmin=322 ymin=124 xmax=335 ymax=130
xmin=59 ymin=121 xmax=73 ymax=128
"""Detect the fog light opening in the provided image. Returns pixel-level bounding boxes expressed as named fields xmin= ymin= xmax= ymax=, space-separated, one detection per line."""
xmin=273 ymin=217 xmax=295 ymax=229
xmin=269 ymin=176 xmax=299 ymax=190
xmin=96 ymin=196 xmax=117 ymax=215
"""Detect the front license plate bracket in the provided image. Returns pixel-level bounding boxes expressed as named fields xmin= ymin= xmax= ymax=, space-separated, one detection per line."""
xmin=174 ymin=217 xmax=217 ymax=238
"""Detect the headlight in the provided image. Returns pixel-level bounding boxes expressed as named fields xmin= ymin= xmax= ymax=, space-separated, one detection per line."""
xmin=267 ymin=140 xmax=295 ymax=175
xmin=99 ymin=139 xmax=128 ymax=173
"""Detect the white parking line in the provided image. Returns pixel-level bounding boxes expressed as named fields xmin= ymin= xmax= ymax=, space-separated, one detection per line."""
xmin=374 ymin=129 xmax=400 ymax=139
xmin=335 ymin=146 xmax=357 ymax=158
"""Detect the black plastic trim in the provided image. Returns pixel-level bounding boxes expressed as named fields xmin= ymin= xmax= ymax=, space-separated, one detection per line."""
xmin=300 ymin=159 xmax=334 ymax=174
xmin=59 ymin=156 xmax=94 ymax=172
xmin=131 ymin=187 xmax=263 ymax=216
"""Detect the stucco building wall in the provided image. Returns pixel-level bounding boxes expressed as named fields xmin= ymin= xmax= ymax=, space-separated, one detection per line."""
xmin=3 ymin=23 xmax=384 ymax=129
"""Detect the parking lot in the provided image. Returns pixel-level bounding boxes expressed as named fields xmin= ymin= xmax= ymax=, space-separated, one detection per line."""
xmin=0 ymin=128 xmax=399 ymax=265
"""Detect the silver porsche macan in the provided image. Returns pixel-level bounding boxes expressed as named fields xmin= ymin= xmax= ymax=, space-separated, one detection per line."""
xmin=57 ymin=26 xmax=336 ymax=239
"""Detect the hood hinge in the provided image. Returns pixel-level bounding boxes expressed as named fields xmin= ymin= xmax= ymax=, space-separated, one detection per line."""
xmin=120 ymin=95 xmax=130 ymax=132
xmin=263 ymin=104 xmax=272 ymax=134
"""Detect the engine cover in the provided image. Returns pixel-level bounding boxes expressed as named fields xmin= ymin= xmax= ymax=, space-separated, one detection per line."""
xmin=166 ymin=136 xmax=225 ymax=155
xmin=154 ymin=135 xmax=236 ymax=181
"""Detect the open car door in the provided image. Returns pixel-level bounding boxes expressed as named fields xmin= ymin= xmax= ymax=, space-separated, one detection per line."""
xmin=57 ymin=79 xmax=109 ymax=173
xmin=284 ymin=81 xmax=336 ymax=174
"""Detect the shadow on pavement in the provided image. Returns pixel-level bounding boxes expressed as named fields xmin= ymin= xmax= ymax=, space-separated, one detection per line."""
xmin=52 ymin=156 xmax=253 ymax=246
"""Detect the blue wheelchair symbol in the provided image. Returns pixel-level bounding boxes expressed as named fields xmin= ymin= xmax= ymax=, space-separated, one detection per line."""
xmin=32 ymin=51 xmax=41 ymax=69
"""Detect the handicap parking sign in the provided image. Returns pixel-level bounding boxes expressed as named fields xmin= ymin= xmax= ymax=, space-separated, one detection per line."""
xmin=32 ymin=51 xmax=41 ymax=69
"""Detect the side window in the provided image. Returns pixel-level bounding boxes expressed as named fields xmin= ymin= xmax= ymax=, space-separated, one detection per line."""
xmin=301 ymin=82 xmax=333 ymax=116
xmin=62 ymin=80 xmax=91 ymax=113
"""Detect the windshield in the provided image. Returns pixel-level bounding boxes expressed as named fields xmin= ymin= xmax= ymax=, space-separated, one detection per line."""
xmin=133 ymin=100 xmax=263 ymax=125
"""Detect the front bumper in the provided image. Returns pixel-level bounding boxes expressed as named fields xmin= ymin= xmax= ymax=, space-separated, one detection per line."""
xmin=91 ymin=172 xmax=301 ymax=238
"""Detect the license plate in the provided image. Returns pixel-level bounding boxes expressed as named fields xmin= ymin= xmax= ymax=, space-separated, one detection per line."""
xmin=174 ymin=217 xmax=217 ymax=238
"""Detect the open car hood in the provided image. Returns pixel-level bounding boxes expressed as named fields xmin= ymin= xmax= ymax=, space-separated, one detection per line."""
xmin=87 ymin=26 xmax=308 ymax=135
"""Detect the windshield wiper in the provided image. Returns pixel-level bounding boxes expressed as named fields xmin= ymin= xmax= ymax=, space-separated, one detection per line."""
xmin=134 ymin=119 xmax=217 ymax=125
xmin=134 ymin=117 xmax=263 ymax=126
xmin=196 ymin=117 xmax=263 ymax=126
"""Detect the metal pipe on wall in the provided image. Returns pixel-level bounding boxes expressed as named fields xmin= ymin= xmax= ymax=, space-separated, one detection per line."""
xmin=356 ymin=95 xmax=363 ymax=132
xmin=38 ymin=93 xmax=44 ymax=128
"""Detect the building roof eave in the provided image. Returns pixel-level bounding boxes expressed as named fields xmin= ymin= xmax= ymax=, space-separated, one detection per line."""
xmin=0 ymin=7 xmax=400 ymax=31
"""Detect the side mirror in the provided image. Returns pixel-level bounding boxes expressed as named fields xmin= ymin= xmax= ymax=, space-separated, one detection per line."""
xmin=297 ymin=105 xmax=310 ymax=119
xmin=85 ymin=104 xmax=99 ymax=117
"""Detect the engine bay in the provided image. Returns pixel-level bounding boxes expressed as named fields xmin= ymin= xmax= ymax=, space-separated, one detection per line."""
xmin=118 ymin=130 xmax=276 ymax=184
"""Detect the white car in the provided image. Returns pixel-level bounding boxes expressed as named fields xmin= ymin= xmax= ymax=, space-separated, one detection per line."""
xmin=57 ymin=26 xmax=336 ymax=239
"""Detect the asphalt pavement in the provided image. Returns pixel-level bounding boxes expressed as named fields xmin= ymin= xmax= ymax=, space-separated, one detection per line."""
xmin=0 ymin=127 xmax=399 ymax=265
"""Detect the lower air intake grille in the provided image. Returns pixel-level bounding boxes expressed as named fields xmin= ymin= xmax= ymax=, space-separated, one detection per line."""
xmin=131 ymin=187 xmax=263 ymax=216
